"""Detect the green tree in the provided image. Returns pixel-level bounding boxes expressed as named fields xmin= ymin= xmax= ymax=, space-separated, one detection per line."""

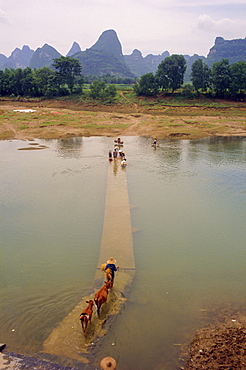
xmin=89 ymin=80 xmax=117 ymax=101
xmin=52 ymin=56 xmax=82 ymax=94
xmin=211 ymin=59 xmax=231 ymax=97
xmin=0 ymin=70 xmax=4 ymax=95
xmin=134 ymin=73 xmax=159 ymax=96
xmin=229 ymin=61 xmax=246 ymax=97
xmin=156 ymin=54 xmax=186 ymax=93
xmin=33 ymin=67 xmax=55 ymax=96
xmin=22 ymin=68 xmax=36 ymax=96
xmin=90 ymin=80 xmax=106 ymax=99
xmin=191 ymin=59 xmax=210 ymax=93
xmin=11 ymin=68 xmax=24 ymax=96
xmin=181 ymin=84 xmax=196 ymax=99
xmin=104 ymin=84 xmax=117 ymax=99
xmin=0 ymin=69 xmax=12 ymax=95
xmin=3 ymin=68 xmax=25 ymax=96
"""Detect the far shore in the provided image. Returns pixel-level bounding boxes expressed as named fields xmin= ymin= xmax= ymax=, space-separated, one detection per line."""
xmin=0 ymin=98 xmax=246 ymax=141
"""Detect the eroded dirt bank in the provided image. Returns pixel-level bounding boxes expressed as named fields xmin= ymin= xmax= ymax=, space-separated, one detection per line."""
xmin=180 ymin=305 xmax=246 ymax=370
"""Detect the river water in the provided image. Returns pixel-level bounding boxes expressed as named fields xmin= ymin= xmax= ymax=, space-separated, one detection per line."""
xmin=1 ymin=136 xmax=246 ymax=369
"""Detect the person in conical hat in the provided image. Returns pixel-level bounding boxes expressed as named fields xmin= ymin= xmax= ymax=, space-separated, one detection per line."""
xmin=104 ymin=257 xmax=118 ymax=283
xmin=107 ymin=257 xmax=116 ymax=264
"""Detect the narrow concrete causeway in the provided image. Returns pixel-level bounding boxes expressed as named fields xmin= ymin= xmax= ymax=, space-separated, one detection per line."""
xmin=42 ymin=160 xmax=135 ymax=364
xmin=96 ymin=162 xmax=135 ymax=271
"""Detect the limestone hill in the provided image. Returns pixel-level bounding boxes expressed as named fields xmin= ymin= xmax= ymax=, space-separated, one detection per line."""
xmin=0 ymin=31 xmax=245 ymax=80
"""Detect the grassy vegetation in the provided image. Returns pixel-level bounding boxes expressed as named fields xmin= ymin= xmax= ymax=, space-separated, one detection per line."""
xmin=128 ymin=93 xmax=244 ymax=109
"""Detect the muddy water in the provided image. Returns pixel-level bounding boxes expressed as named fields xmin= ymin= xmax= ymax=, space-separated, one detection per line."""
xmin=1 ymin=136 xmax=246 ymax=369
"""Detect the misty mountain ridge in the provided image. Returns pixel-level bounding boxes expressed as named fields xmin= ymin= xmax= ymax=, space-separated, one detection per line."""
xmin=72 ymin=30 xmax=135 ymax=78
xmin=66 ymin=41 xmax=81 ymax=57
xmin=0 ymin=30 xmax=245 ymax=80
xmin=1 ymin=45 xmax=34 ymax=69
xmin=29 ymin=44 xmax=61 ymax=69
xmin=206 ymin=36 xmax=246 ymax=66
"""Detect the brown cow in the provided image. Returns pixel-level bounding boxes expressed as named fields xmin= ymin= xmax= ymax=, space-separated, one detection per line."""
xmin=79 ymin=300 xmax=94 ymax=333
xmin=105 ymin=268 xmax=113 ymax=288
xmin=94 ymin=281 xmax=112 ymax=315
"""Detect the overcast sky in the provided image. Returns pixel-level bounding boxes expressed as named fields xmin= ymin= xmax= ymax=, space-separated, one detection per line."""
xmin=0 ymin=0 xmax=245 ymax=58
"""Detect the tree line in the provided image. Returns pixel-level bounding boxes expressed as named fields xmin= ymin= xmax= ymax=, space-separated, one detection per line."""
xmin=134 ymin=55 xmax=246 ymax=100
xmin=0 ymin=56 xmax=128 ymax=100
xmin=0 ymin=57 xmax=82 ymax=98
xmin=0 ymin=55 xmax=245 ymax=101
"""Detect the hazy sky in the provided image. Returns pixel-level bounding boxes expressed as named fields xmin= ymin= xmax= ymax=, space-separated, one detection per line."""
xmin=0 ymin=0 xmax=245 ymax=58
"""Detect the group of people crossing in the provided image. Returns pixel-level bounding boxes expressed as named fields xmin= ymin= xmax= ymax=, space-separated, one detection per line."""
xmin=108 ymin=137 xmax=127 ymax=167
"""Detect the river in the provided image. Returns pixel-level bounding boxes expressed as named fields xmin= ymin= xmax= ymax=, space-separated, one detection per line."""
xmin=1 ymin=136 xmax=246 ymax=369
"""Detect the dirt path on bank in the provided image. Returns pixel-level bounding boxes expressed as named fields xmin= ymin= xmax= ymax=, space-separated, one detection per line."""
xmin=119 ymin=91 xmax=140 ymax=112
xmin=0 ymin=99 xmax=246 ymax=140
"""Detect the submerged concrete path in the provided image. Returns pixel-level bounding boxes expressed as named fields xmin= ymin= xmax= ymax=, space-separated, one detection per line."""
xmin=42 ymin=159 xmax=135 ymax=364
xmin=96 ymin=162 xmax=135 ymax=271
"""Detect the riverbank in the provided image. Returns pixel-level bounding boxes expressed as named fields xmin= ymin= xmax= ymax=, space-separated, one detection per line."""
xmin=182 ymin=308 xmax=246 ymax=370
xmin=0 ymin=97 xmax=246 ymax=140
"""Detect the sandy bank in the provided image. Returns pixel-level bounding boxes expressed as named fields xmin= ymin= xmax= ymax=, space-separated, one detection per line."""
xmin=1 ymin=100 xmax=246 ymax=140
